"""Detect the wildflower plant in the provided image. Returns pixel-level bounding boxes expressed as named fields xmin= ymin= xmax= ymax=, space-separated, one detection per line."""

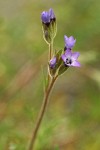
xmin=28 ymin=8 xmax=81 ymax=150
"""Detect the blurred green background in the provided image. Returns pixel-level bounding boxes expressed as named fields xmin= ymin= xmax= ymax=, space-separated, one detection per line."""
xmin=0 ymin=0 xmax=100 ymax=150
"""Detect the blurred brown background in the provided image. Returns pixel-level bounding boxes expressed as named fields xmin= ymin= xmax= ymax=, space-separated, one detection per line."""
xmin=0 ymin=0 xmax=100 ymax=150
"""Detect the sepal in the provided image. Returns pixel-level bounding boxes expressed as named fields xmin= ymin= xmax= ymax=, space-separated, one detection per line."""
xmin=58 ymin=64 xmax=69 ymax=75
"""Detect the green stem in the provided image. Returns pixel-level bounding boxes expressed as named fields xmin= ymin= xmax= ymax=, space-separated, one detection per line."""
xmin=49 ymin=41 xmax=53 ymax=60
xmin=47 ymin=41 xmax=53 ymax=88
xmin=28 ymin=75 xmax=58 ymax=150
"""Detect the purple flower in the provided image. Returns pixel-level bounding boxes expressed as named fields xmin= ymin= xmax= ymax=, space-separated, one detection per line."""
xmin=49 ymin=57 xmax=56 ymax=69
xmin=49 ymin=8 xmax=55 ymax=20
xmin=41 ymin=11 xmax=50 ymax=23
xmin=41 ymin=8 xmax=55 ymax=23
xmin=61 ymin=49 xmax=81 ymax=67
xmin=64 ymin=35 xmax=76 ymax=49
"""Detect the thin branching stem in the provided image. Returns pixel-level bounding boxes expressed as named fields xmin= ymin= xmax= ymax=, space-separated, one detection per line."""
xmin=28 ymin=75 xmax=58 ymax=150
xmin=49 ymin=41 xmax=54 ymax=59
xmin=47 ymin=41 xmax=53 ymax=89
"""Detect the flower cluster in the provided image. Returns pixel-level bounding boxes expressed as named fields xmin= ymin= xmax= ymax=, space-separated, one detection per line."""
xmin=61 ymin=36 xmax=80 ymax=67
xmin=41 ymin=8 xmax=80 ymax=77
xmin=41 ymin=8 xmax=57 ymax=44
xmin=41 ymin=8 xmax=55 ymax=24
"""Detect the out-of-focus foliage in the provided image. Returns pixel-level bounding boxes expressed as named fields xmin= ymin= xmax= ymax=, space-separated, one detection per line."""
xmin=0 ymin=0 xmax=100 ymax=150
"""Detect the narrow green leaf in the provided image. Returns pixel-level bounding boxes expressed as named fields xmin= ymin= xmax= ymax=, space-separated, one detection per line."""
xmin=58 ymin=64 xmax=69 ymax=75
xmin=55 ymin=49 xmax=63 ymax=69
xmin=56 ymin=49 xmax=62 ymax=58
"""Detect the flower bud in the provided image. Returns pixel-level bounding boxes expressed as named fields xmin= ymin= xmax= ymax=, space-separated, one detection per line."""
xmin=41 ymin=8 xmax=57 ymax=44
xmin=64 ymin=35 xmax=76 ymax=49
xmin=49 ymin=57 xmax=57 ymax=77
xmin=49 ymin=8 xmax=57 ymax=39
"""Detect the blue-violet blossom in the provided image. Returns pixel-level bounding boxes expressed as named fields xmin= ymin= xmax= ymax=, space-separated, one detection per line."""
xmin=41 ymin=8 xmax=55 ymax=24
xmin=49 ymin=8 xmax=55 ymax=20
xmin=49 ymin=57 xmax=56 ymax=69
xmin=64 ymin=35 xmax=76 ymax=49
xmin=61 ymin=49 xmax=80 ymax=67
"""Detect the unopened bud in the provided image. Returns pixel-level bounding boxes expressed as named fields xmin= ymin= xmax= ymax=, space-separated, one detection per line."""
xmin=41 ymin=8 xmax=57 ymax=44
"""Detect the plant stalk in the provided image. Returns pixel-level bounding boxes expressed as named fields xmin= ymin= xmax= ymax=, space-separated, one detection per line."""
xmin=49 ymin=42 xmax=53 ymax=60
xmin=47 ymin=41 xmax=53 ymax=88
xmin=28 ymin=76 xmax=58 ymax=150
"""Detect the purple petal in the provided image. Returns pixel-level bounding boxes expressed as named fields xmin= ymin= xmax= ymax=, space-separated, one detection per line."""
xmin=69 ymin=36 xmax=75 ymax=42
xmin=68 ymin=36 xmax=76 ymax=48
xmin=71 ymin=60 xmax=81 ymax=67
xmin=50 ymin=57 xmax=56 ymax=68
xmin=64 ymin=35 xmax=68 ymax=44
xmin=71 ymin=52 xmax=80 ymax=60
xmin=61 ymin=54 xmax=66 ymax=62
xmin=41 ymin=11 xmax=50 ymax=23
xmin=65 ymin=49 xmax=72 ymax=57
xmin=49 ymin=8 xmax=55 ymax=19
xmin=64 ymin=35 xmax=76 ymax=49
